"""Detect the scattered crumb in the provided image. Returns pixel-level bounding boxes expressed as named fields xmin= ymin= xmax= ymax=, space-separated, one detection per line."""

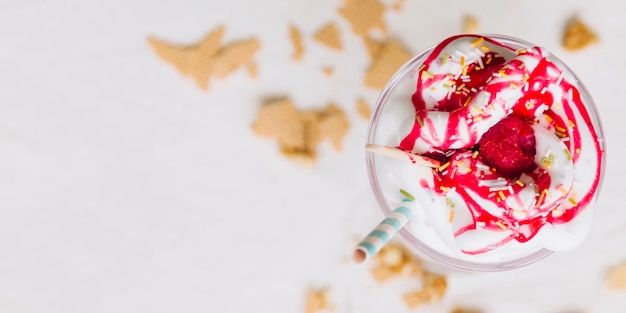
xmin=607 ymin=261 xmax=626 ymax=291
xmin=211 ymin=38 xmax=261 ymax=78
xmin=148 ymin=26 xmax=260 ymax=91
xmin=370 ymin=243 xmax=424 ymax=282
xmin=356 ymin=98 xmax=371 ymax=120
xmin=313 ymin=23 xmax=343 ymax=50
xmin=463 ymin=15 xmax=479 ymax=34
xmin=322 ymin=67 xmax=334 ymax=76
xmin=363 ymin=36 xmax=383 ymax=59
xmin=290 ymin=24 xmax=305 ymax=61
xmin=391 ymin=0 xmax=406 ymax=11
xmin=252 ymin=99 xmax=350 ymax=164
xmin=451 ymin=307 xmax=483 ymax=313
xmin=317 ymin=103 xmax=350 ymax=151
xmin=403 ymin=272 xmax=447 ymax=309
xmin=245 ymin=62 xmax=258 ymax=79
xmin=339 ymin=0 xmax=386 ymax=37
xmin=563 ymin=16 xmax=598 ymax=51
xmin=304 ymin=288 xmax=333 ymax=313
xmin=148 ymin=26 xmax=225 ymax=90
xmin=369 ymin=243 xmax=447 ymax=309
xmin=365 ymin=39 xmax=412 ymax=89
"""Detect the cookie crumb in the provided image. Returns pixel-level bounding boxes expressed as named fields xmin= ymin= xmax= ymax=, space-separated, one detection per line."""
xmin=313 ymin=23 xmax=343 ymax=50
xmin=252 ymin=99 xmax=349 ymax=164
xmin=369 ymin=243 xmax=447 ymax=309
xmin=322 ymin=67 xmax=334 ymax=76
xmin=317 ymin=103 xmax=350 ymax=151
xmin=211 ymin=38 xmax=261 ymax=78
xmin=391 ymin=0 xmax=406 ymax=11
xmin=563 ymin=16 xmax=598 ymax=51
xmin=304 ymin=288 xmax=333 ymax=313
xmin=607 ymin=261 xmax=626 ymax=291
xmin=451 ymin=307 xmax=483 ymax=313
xmin=356 ymin=98 xmax=371 ymax=120
xmin=339 ymin=0 xmax=386 ymax=37
xmin=148 ymin=26 xmax=225 ymax=90
xmin=363 ymin=36 xmax=383 ymax=59
xmin=403 ymin=272 xmax=447 ymax=309
xmin=370 ymin=243 xmax=424 ymax=282
xmin=365 ymin=39 xmax=412 ymax=89
xmin=246 ymin=62 xmax=258 ymax=79
xmin=148 ymin=26 xmax=260 ymax=91
xmin=463 ymin=15 xmax=479 ymax=34
xmin=290 ymin=24 xmax=305 ymax=61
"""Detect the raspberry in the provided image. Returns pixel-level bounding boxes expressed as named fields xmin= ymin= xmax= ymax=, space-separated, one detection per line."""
xmin=478 ymin=116 xmax=536 ymax=177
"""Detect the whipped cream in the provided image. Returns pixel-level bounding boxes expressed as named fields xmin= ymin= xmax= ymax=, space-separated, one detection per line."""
xmin=369 ymin=35 xmax=604 ymax=263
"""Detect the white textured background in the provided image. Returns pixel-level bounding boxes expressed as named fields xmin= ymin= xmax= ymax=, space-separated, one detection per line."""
xmin=0 ymin=0 xmax=624 ymax=312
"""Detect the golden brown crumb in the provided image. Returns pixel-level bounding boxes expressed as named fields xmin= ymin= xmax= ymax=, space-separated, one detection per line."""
xmin=363 ymin=36 xmax=383 ymax=59
xmin=339 ymin=0 xmax=386 ymax=37
xmin=368 ymin=243 xmax=448 ymax=309
xmin=314 ymin=103 xmax=350 ymax=151
xmin=403 ymin=272 xmax=447 ymax=309
xmin=148 ymin=26 xmax=260 ymax=91
xmin=563 ymin=16 xmax=598 ymax=51
xmin=365 ymin=39 xmax=412 ymax=89
xmin=252 ymin=99 xmax=350 ymax=164
xmin=290 ymin=24 xmax=305 ymax=61
xmin=391 ymin=0 xmax=406 ymax=11
xmin=451 ymin=307 xmax=483 ymax=313
xmin=211 ymin=38 xmax=261 ymax=78
xmin=253 ymin=99 xmax=307 ymax=152
xmin=245 ymin=62 xmax=258 ymax=79
xmin=322 ymin=67 xmax=334 ymax=76
xmin=304 ymin=288 xmax=333 ymax=313
xmin=148 ymin=26 xmax=225 ymax=90
xmin=463 ymin=15 xmax=479 ymax=34
xmin=356 ymin=98 xmax=372 ymax=120
xmin=313 ymin=23 xmax=343 ymax=50
xmin=370 ymin=243 xmax=424 ymax=282
xmin=607 ymin=261 xmax=626 ymax=291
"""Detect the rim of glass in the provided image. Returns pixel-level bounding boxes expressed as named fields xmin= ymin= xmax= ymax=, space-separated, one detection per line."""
xmin=365 ymin=34 xmax=606 ymax=272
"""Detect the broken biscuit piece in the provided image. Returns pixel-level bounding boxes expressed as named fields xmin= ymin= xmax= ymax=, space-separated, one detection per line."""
xmin=252 ymin=99 xmax=350 ymax=164
xmin=339 ymin=0 xmax=386 ymax=36
xmin=563 ymin=16 xmax=598 ymax=51
xmin=148 ymin=26 xmax=225 ymax=90
xmin=403 ymin=272 xmax=447 ymax=309
xmin=290 ymin=24 xmax=305 ymax=61
xmin=148 ymin=26 xmax=260 ymax=91
xmin=363 ymin=36 xmax=383 ymax=59
xmin=304 ymin=288 xmax=333 ymax=313
xmin=370 ymin=243 xmax=424 ymax=282
xmin=313 ymin=23 xmax=343 ymax=50
xmin=451 ymin=308 xmax=483 ymax=313
xmin=463 ymin=15 xmax=480 ymax=34
xmin=356 ymin=98 xmax=372 ymax=120
xmin=365 ymin=39 xmax=412 ymax=89
xmin=607 ymin=261 xmax=626 ymax=291
xmin=211 ymin=38 xmax=261 ymax=79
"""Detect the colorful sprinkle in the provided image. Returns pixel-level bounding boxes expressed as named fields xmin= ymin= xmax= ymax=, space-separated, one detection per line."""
xmin=445 ymin=198 xmax=455 ymax=208
xmin=399 ymin=189 xmax=415 ymax=201
xmin=495 ymin=221 xmax=507 ymax=230
xmin=564 ymin=149 xmax=572 ymax=161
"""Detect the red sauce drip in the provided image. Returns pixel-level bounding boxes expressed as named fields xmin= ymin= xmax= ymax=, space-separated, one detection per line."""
xmin=399 ymin=36 xmax=604 ymax=252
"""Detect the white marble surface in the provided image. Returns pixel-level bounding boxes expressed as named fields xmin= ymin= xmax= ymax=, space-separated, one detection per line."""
xmin=0 ymin=0 xmax=624 ymax=312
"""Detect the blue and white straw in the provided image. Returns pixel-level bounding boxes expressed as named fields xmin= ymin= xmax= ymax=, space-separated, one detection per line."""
xmin=353 ymin=199 xmax=415 ymax=263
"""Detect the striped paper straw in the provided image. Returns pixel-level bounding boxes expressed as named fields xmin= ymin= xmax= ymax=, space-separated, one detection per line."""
xmin=353 ymin=199 xmax=415 ymax=263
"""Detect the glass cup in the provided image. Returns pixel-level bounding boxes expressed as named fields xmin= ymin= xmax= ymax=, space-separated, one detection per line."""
xmin=365 ymin=34 xmax=606 ymax=271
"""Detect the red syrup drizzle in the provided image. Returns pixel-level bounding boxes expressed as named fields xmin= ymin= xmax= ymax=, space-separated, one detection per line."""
xmin=397 ymin=35 xmax=604 ymax=254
